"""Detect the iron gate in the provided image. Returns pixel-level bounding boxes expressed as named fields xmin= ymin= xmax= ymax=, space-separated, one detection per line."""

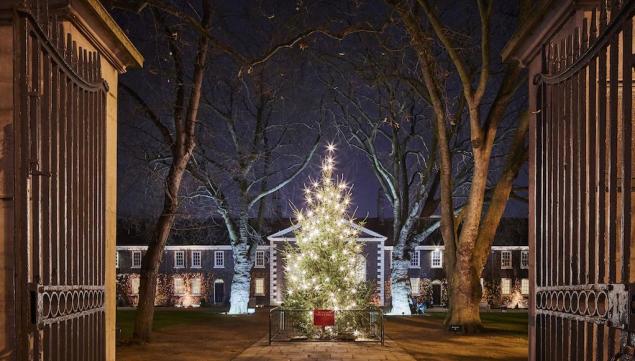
xmin=534 ymin=0 xmax=634 ymax=359
xmin=14 ymin=2 xmax=108 ymax=360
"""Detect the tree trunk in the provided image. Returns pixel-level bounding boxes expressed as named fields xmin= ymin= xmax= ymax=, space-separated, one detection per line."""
xmin=228 ymin=215 xmax=254 ymax=314
xmin=131 ymin=1 xmax=211 ymax=340
xmin=388 ymin=202 xmax=412 ymax=315
xmin=228 ymin=242 xmax=252 ymax=314
xmin=133 ymin=157 xmax=188 ymax=342
xmin=387 ymin=0 xmax=526 ymax=335
xmin=389 ymin=259 xmax=411 ymax=315
xmin=445 ymin=262 xmax=482 ymax=333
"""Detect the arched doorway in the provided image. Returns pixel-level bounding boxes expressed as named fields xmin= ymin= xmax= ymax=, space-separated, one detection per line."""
xmin=214 ymin=279 xmax=225 ymax=304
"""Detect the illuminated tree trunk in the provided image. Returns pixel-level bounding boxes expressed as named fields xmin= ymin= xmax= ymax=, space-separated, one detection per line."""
xmin=390 ymin=259 xmax=411 ymax=315
xmin=228 ymin=216 xmax=254 ymax=314
xmin=445 ymin=257 xmax=482 ymax=332
xmin=388 ymin=0 xmax=529 ymax=333
xmin=228 ymin=242 xmax=252 ymax=314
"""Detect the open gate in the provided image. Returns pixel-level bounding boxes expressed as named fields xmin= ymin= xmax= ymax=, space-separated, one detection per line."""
xmin=533 ymin=0 xmax=634 ymax=359
xmin=13 ymin=3 xmax=107 ymax=360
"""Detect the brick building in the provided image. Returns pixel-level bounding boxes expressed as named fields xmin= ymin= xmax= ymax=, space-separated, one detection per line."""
xmin=116 ymin=218 xmax=528 ymax=309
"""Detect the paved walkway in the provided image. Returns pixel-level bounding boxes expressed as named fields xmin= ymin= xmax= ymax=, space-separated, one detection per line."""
xmin=232 ymin=337 xmax=416 ymax=361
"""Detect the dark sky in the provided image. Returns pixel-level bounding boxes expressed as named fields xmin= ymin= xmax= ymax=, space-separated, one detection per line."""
xmin=112 ymin=0 xmax=528 ymax=222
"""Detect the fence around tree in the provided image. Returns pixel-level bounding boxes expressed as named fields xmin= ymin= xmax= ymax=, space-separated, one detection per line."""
xmin=268 ymin=307 xmax=384 ymax=345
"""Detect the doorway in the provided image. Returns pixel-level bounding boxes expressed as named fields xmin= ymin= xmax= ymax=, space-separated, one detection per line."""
xmin=432 ymin=283 xmax=441 ymax=306
xmin=214 ymin=280 xmax=225 ymax=304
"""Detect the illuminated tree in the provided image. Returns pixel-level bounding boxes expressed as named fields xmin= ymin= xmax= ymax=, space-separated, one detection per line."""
xmin=387 ymin=0 xmax=529 ymax=331
xmin=284 ymin=144 xmax=372 ymax=315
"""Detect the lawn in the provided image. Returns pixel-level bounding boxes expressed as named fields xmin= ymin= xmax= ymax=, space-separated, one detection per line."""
xmin=116 ymin=308 xmax=268 ymax=361
xmin=116 ymin=308 xmax=528 ymax=360
xmin=385 ymin=311 xmax=528 ymax=361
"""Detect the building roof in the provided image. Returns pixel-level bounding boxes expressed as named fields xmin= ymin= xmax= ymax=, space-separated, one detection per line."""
xmin=51 ymin=0 xmax=144 ymax=71
xmin=501 ymin=0 xmax=571 ymax=66
xmin=117 ymin=218 xmax=230 ymax=246
xmin=0 ymin=0 xmax=144 ymax=71
xmin=356 ymin=217 xmax=527 ymax=247
xmin=117 ymin=217 xmax=527 ymax=247
xmin=267 ymin=221 xmax=386 ymax=241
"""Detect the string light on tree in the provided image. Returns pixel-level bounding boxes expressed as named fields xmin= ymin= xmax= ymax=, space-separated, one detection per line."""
xmin=283 ymin=143 xmax=373 ymax=338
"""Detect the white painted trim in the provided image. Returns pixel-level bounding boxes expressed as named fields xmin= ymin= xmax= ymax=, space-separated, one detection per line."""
xmin=214 ymin=251 xmax=225 ymax=268
xmin=410 ymin=277 xmax=421 ymax=295
xmin=174 ymin=250 xmax=185 ymax=269
xmin=521 ymin=278 xmax=530 ymax=295
xmin=268 ymin=237 xmax=385 ymax=242
xmin=349 ymin=222 xmax=386 ymax=239
xmin=378 ymin=242 xmax=385 ymax=306
xmin=213 ymin=279 xmax=224 ymax=304
xmin=413 ymin=245 xmax=528 ymax=251
xmin=269 ymin=238 xmax=276 ymax=304
xmin=191 ymin=250 xmax=202 ymax=269
xmin=430 ymin=249 xmax=443 ymax=269
xmin=492 ymin=246 xmax=529 ymax=251
xmin=500 ymin=250 xmax=513 ymax=269
xmin=254 ymin=277 xmax=266 ymax=296
xmin=409 ymin=250 xmax=420 ymax=268
xmin=501 ymin=278 xmax=512 ymax=295
xmin=173 ymin=276 xmax=186 ymax=295
xmin=255 ymin=250 xmax=265 ymax=268
xmin=116 ymin=245 xmax=270 ymax=251
xmin=267 ymin=223 xmax=301 ymax=239
xmin=267 ymin=221 xmax=387 ymax=243
xmin=131 ymin=250 xmax=142 ymax=268
xmin=414 ymin=246 xmax=444 ymax=251
xmin=190 ymin=277 xmax=202 ymax=296
xmin=520 ymin=250 xmax=529 ymax=269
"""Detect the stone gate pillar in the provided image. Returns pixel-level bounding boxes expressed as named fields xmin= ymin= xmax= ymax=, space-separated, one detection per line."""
xmin=0 ymin=1 xmax=142 ymax=360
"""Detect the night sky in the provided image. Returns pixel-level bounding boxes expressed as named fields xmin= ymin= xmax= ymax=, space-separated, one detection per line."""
xmin=112 ymin=0 xmax=528 ymax=222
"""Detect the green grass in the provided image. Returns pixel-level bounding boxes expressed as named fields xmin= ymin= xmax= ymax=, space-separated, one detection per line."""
xmin=425 ymin=311 xmax=528 ymax=338
xmin=117 ymin=308 xmax=228 ymax=339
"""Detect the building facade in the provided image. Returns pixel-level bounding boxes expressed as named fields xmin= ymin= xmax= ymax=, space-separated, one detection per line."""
xmin=116 ymin=218 xmax=528 ymax=309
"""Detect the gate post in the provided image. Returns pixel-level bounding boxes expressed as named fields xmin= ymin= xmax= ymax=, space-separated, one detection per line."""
xmin=0 ymin=1 xmax=142 ymax=360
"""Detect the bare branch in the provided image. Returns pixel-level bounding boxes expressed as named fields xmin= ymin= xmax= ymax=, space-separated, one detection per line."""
xmin=247 ymin=134 xmax=321 ymax=210
xmin=120 ymin=82 xmax=174 ymax=147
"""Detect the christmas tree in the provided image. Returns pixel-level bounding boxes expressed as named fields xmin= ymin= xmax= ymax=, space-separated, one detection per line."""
xmin=283 ymin=144 xmax=373 ymax=338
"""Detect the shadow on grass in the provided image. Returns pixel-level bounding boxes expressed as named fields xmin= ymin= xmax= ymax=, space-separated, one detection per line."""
xmin=116 ymin=308 xmax=269 ymax=361
xmin=385 ymin=311 xmax=528 ymax=361
xmin=117 ymin=307 xmax=249 ymax=340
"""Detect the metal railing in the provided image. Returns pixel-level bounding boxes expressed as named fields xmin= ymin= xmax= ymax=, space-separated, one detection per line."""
xmin=268 ymin=307 xmax=384 ymax=345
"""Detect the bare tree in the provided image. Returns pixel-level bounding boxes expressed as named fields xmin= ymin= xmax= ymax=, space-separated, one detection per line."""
xmin=387 ymin=0 xmax=528 ymax=332
xmin=114 ymin=0 xmax=393 ymax=337
xmin=116 ymin=1 xmax=214 ymax=342
xmin=316 ymin=40 xmax=479 ymax=314
xmin=187 ymin=64 xmax=321 ymax=313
